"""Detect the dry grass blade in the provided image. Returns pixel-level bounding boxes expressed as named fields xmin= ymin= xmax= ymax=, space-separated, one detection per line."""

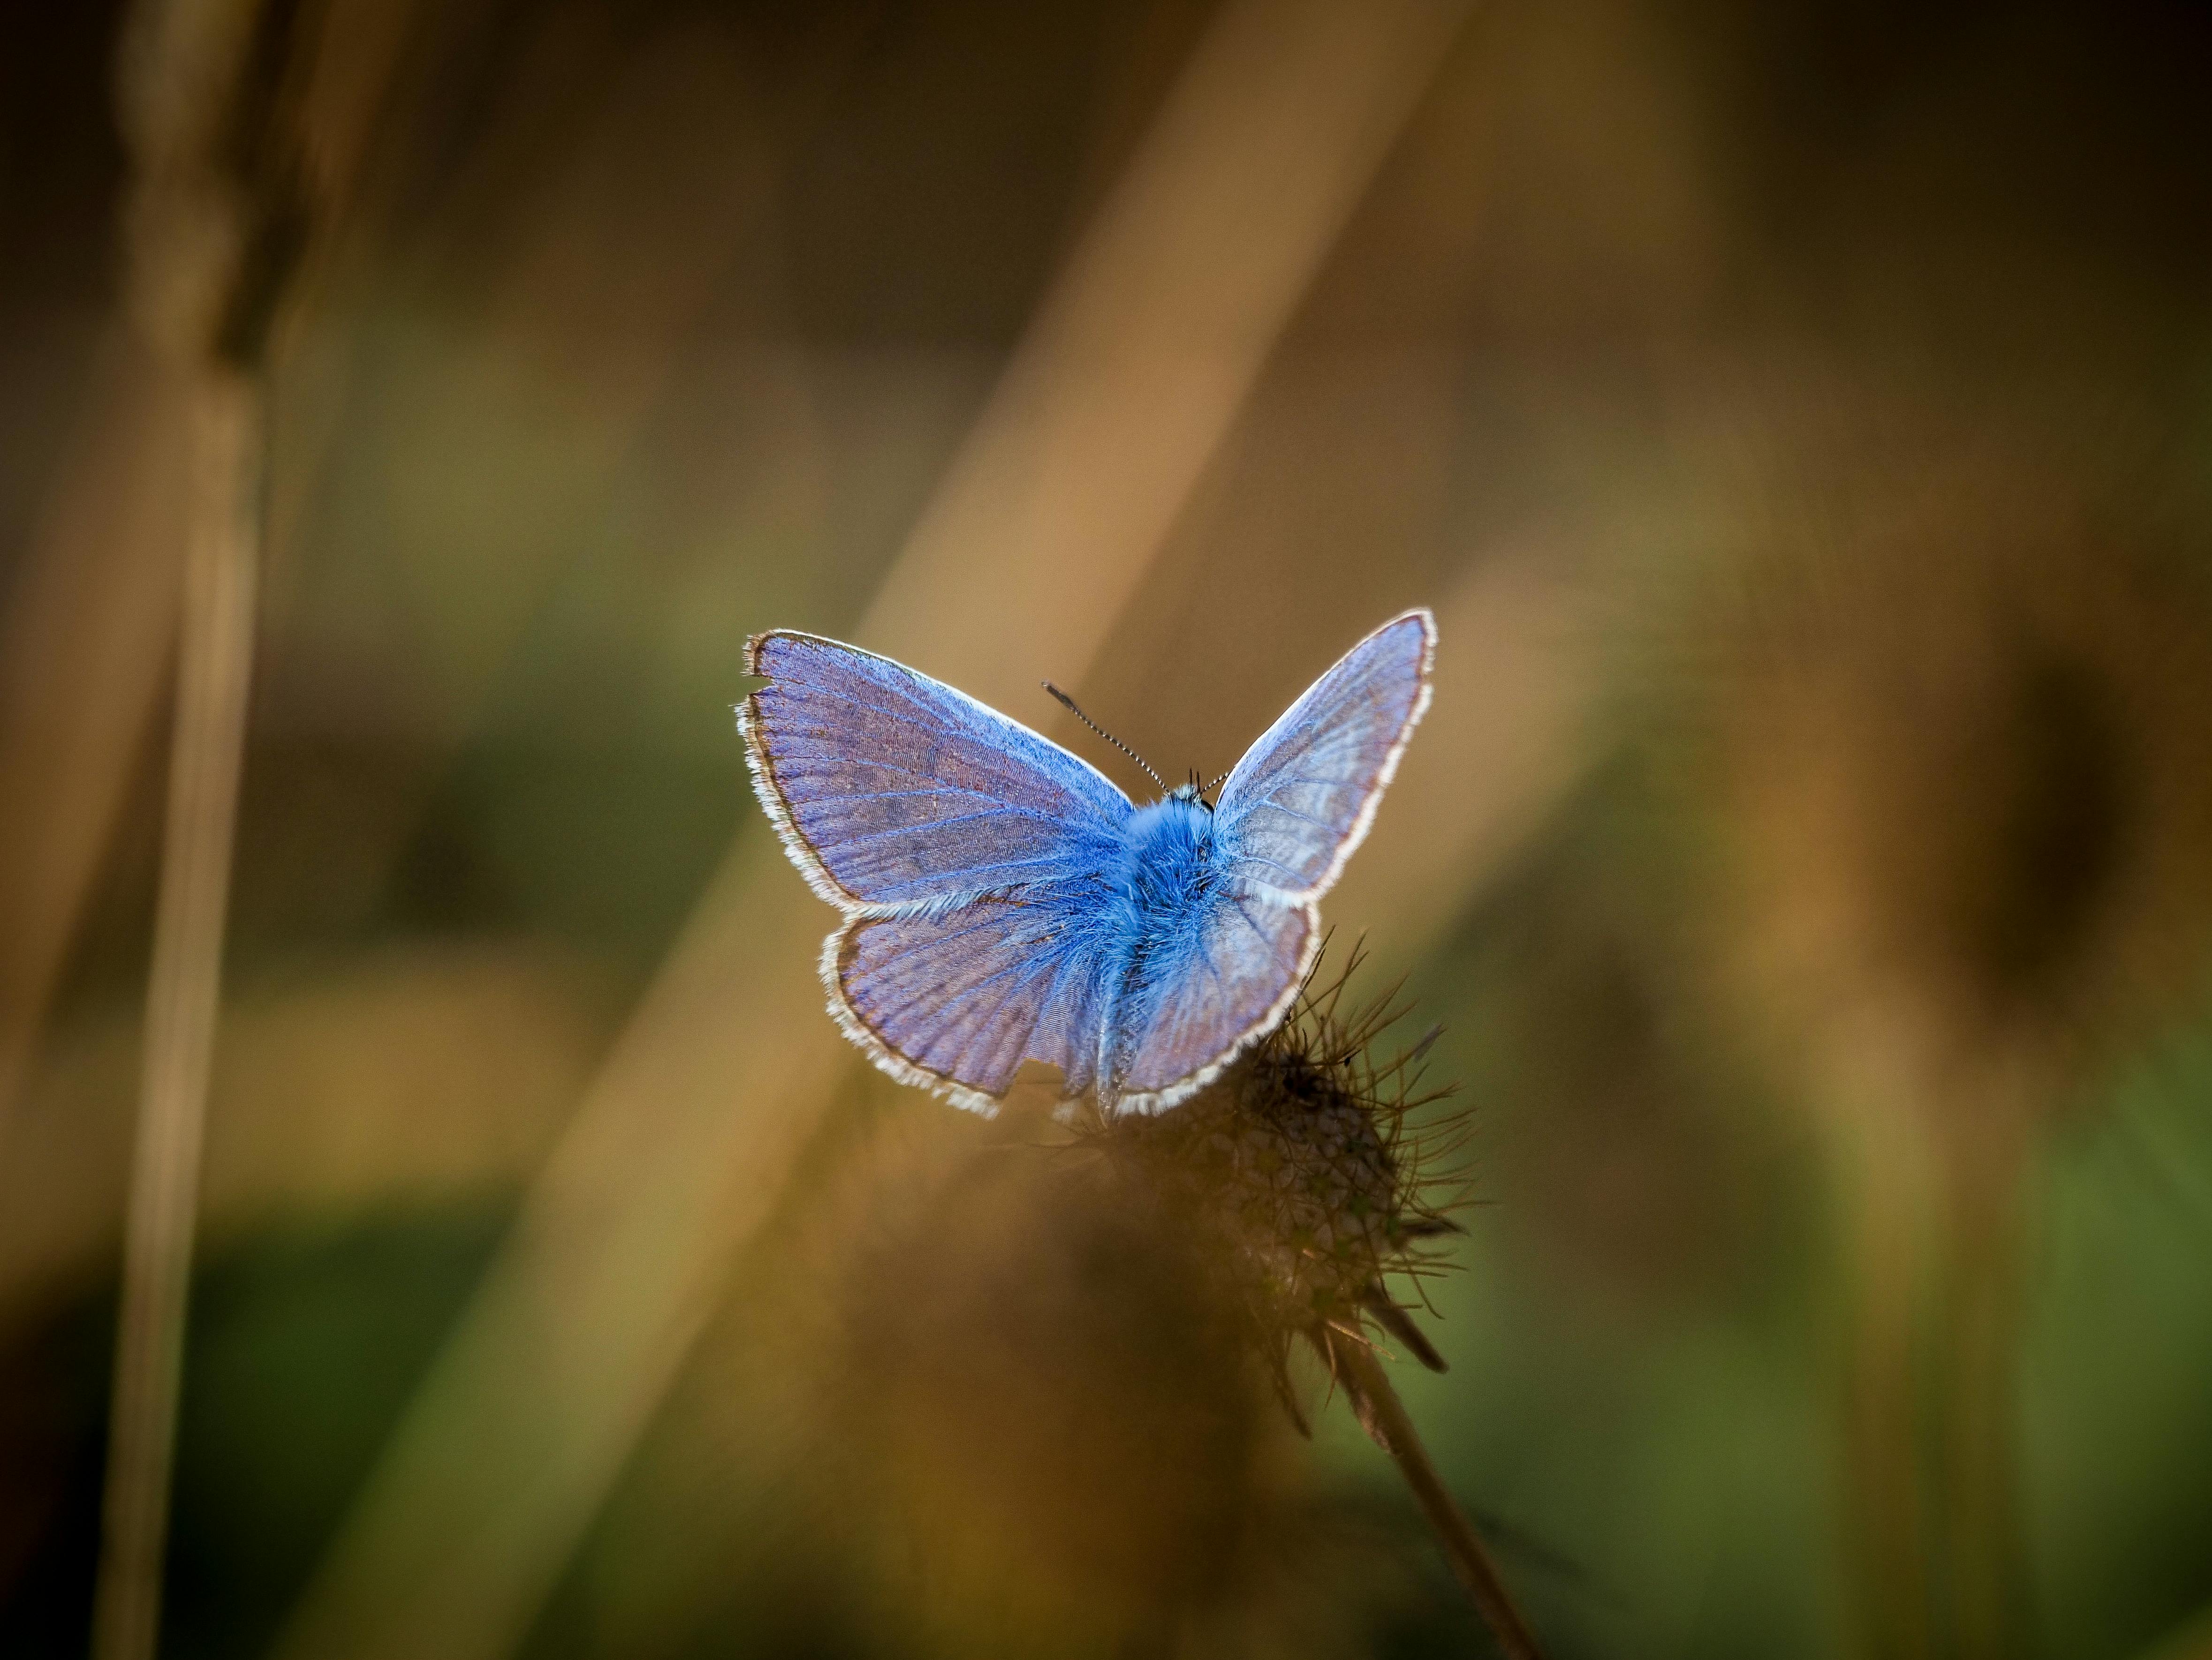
xmin=0 ymin=341 xmax=195 ymax=1126
xmin=90 ymin=370 xmax=262 ymax=1660
xmin=858 ymin=0 xmax=1477 ymax=710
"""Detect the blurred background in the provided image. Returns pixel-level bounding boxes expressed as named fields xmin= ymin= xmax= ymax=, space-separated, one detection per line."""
xmin=5 ymin=0 xmax=2212 ymax=1655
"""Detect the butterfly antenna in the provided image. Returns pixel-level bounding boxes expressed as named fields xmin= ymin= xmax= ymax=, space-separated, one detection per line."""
xmin=1205 ymin=766 xmax=1233 ymax=795
xmin=1042 ymin=682 xmax=1167 ymax=792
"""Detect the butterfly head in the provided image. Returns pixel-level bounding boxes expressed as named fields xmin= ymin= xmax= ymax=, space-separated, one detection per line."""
xmin=1044 ymin=681 xmax=1221 ymax=808
xmin=1169 ymin=771 xmax=1214 ymax=812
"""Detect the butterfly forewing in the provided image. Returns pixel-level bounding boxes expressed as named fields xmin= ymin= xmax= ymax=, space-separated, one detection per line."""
xmin=742 ymin=632 xmax=1132 ymax=910
xmin=1215 ymin=610 xmax=1434 ymax=902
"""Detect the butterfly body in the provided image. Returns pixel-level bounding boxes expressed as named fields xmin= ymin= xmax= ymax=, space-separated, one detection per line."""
xmin=739 ymin=610 xmax=1433 ymax=1115
xmin=1094 ymin=792 xmax=1228 ymax=1085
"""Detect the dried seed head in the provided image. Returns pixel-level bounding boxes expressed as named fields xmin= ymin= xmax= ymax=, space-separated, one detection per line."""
xmin=805 ymin=955 xmax=1478 ymax=1649
xmin=1712 ymin=473 xmax=2212 ymax=1127
xmin=1086 ymin=947 xmax=1467 ymax=1438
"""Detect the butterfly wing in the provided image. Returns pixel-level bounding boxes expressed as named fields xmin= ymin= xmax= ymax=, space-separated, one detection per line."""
xmin=741 ymin=630 xmax=1132 ymax=910
xmin=1214 ymin=609 xmax=1435 ymax=902
xmin=1106 ymin=886 xmax=1316 ymax=1115
xmin=743 ymin=613 xmax=1433 ymax=1117
xmin=1094 ymin=609 xmax=1435 ymax=1113
xmin=741 ymin=631 xmax=1132 ymax=1111
xmin=825 ymin=881 xmax=1114 ymax=1109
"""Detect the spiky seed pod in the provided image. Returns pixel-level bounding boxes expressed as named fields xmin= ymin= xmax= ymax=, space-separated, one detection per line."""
xmin=1089 ymin=949 xmax=1467 ymax=1445
xmin=814 ymin=954 xmax=1512 ymax=1656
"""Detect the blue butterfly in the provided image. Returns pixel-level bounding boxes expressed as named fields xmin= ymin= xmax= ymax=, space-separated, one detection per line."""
xmin=738 ymin=609 xmax=1435 ymax=1115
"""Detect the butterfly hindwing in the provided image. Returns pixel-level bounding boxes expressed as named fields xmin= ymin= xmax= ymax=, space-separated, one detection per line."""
xmin=826 ymin=880 xmax=1112 ymax=1108
xmin=1215 ymin=610 xmax=1434 ymax=902
xmin=741 ymin=631 xmax=1132 ymax=910
xmin=1107 ymin=886 xmax=1316 ymax=1113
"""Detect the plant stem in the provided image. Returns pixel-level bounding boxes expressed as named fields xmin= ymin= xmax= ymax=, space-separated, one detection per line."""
xmin=1340 ymin=1339 xmax=1547 ymax=1660
xmin=91 ymin=369 xmax=261 ymax=1660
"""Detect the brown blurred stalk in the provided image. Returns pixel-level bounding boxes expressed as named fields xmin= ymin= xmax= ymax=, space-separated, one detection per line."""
xmin=91 ymin=369 xmax=262 ymax=1660
xmin=0 ymin=342 xmax=195 ymax=1123
xmin=1942 ymin=1123 xmax=2030 ymax=1660
xmin=0 ymin=0 xmax=421 ymax=1124
xmin=1832 ymin=1095 xmax=2030 ymax=1660
xmin=88 ymin=0 xmax=334 ymax=1645
xmin=1829 ymin=1094 xmax=1943 ymax=1660
xmin=1337 ymin=1339 xmax=1547 ymax=1660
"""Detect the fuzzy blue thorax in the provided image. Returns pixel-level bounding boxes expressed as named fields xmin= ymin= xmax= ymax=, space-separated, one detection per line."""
xmin=1116 ymin=791 xmax=1219 ymax=916
xmin=1096 ymin=791 xmax=1228 ymax=1081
